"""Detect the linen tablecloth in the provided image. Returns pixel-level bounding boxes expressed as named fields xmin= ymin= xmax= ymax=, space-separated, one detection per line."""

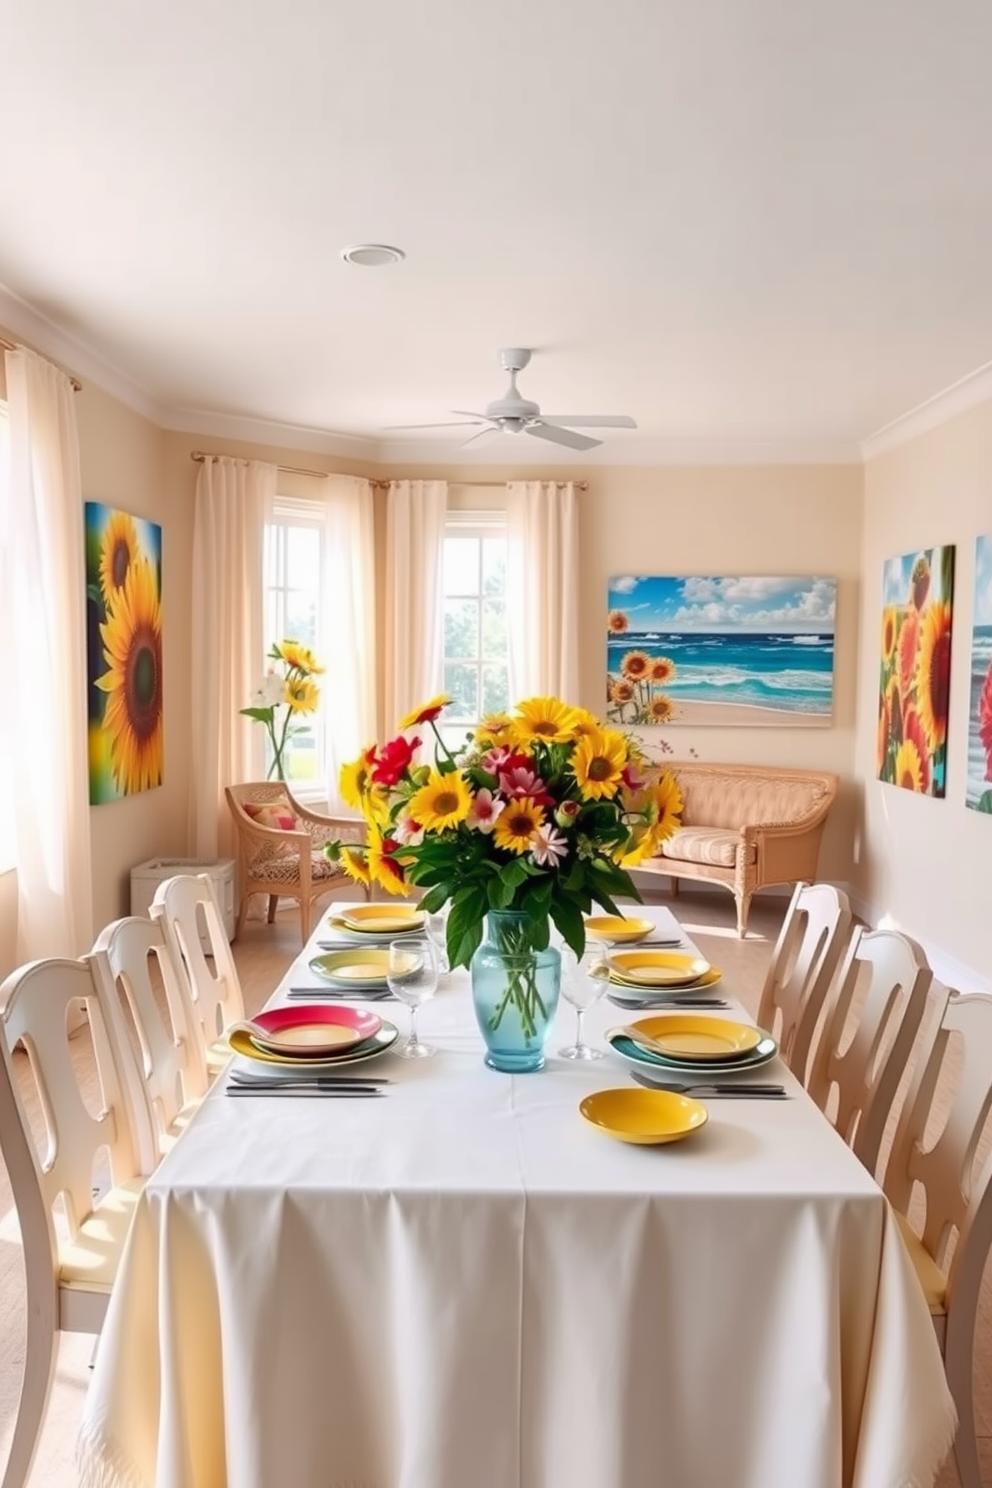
xmin=78 ymin=905 xmax=956 ymax=1488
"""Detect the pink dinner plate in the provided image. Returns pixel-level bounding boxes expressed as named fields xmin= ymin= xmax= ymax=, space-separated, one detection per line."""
xmin=247 ymin=1004 xmax=382 ymax=1058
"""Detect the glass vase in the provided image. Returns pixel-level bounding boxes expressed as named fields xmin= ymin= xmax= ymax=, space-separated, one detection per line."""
xmin=470 ymin=910 xmax=561 ymax=1072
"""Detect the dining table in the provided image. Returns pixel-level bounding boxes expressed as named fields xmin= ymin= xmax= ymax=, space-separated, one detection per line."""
xmin=77 ymin=903 xmax=956 ymax=1488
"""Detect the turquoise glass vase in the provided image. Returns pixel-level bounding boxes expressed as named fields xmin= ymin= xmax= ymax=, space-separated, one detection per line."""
xmin=470 ymin=910 xmax=561 ymax=1072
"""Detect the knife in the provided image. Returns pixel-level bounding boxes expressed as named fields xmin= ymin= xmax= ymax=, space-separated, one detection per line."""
xmin=225 ymin=1084 xmax=384 ymax=1098
xmin=608 ymin=995 xmax=729 ymax=1009
xmin=630 ymin=1071 xmax=788 ymax=1098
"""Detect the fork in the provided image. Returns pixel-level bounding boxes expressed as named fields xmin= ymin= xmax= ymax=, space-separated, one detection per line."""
xmin=630 ymin=1071 xmax=788 ymax=1099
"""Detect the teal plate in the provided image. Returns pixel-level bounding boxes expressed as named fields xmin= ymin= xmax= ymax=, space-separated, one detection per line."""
xmin=606 ymin=1030 xmax=778 ymax=1075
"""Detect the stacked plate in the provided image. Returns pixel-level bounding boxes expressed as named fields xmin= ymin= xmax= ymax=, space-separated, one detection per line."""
xmin=307 ymin=944 xmax=423 ymax=997
xmin=605 ymin=948 xmax=723 ymax=997
xmin=324 ymin=904 xmax=426 ymax=944
xmin=227 ymin=1004 xmax=399 ymax=1070
xmin=606 ymin=1013 xmax=778 ymax=1075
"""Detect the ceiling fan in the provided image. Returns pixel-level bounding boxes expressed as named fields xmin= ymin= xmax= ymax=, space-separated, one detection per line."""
xmin=384 ymin=349 xmax=637 ymax=451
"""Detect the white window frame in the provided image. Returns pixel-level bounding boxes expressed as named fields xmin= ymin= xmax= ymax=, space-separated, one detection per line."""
xmin=262 ymin=494 xmax=326 ymax=800
xmin=442 ymin=510 xmax=509 ymax=737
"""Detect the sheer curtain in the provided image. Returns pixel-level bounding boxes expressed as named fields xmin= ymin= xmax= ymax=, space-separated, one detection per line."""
xmin=383 ymin=479 xmax=447 ymax=726
xmin=319 ymin=474 xmax=377 ymax=810
xmin=506 ymin=480 xmax=580 ymax=700
xmin=1 ymin=347 xmax=93 ymax=959
xmin=189 ymin=455 xmax=275 ymax=858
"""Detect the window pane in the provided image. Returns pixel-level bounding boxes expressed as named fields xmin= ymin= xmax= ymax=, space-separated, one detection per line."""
xmin=286 ymin=525 xmax=320 ymax=589
xmin=482 ymin=537 xmax=507 ymax=595
xmin=482 ymin=599 xmax=507 ymax=659
xmin=444 ymin=537 xmax=480 ymax=596
xmin=285 ymin=592 xmax=317 ymax=647
xmin=482 ymin=665 xmax=509 ymax=718
xmin=444 ymin=599 xmax=479 ymax=659
xmin=444 ymin=663 xmax=479 ymax=721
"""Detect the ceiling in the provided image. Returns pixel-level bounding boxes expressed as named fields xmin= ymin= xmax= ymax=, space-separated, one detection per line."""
xmin=2 ymin=0 xmax=992 ymax=464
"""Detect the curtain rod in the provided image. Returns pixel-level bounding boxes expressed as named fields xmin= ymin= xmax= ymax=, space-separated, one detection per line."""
xmin=0 ymin=336 xmax=83 ymax=391
xmin=190 ymin=452 xmax=586 ymax=490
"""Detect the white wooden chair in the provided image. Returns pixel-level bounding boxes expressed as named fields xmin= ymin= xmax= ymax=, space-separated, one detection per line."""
xmin=756 ymin=881 xmax=853 ymax=1085
xmin=806 ymin=926 xmax=932 ymax=1180
xmin=88 ymin=915 xmax=211 ymax=1171
xmin=0 ymin=958 xmax=145 ymax=1488
xmin=882 ymin=989 xmax=992 ymax=1488
xmin=150 ymin=872 xmax=244 ymax=1073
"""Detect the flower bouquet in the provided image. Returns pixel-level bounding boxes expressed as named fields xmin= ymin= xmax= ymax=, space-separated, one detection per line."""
xmin=327 ymin=695 xmax=683 ymax=1066
xmin=241 ymin=641 xmax=323 ymax=781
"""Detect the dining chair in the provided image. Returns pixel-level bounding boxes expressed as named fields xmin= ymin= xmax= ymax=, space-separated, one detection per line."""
xmin=0 ymin=957 xmax=146 ymax=1488
xmin=755 ymin=881 xmax=853 ymax=1085
xmin=150 ymin=872 xmax=244 ymax=1074
xmin=88 ymin=914 xmax=211 ymax=1170
xmin=882 ymin=987 xmax=992 ymax=1488
xmin=806 ymin=926 xmax=933 ymax=1180
xmin=225 ymin=781 xmax=368 ymax=943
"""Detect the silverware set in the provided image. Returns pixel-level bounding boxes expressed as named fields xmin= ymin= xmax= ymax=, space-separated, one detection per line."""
xmin=226 ymin=1073 xmax=388 ymax=1098
xmin=286 ymin=986 xmax=398 ymax=1002
xmin=630 ymin=1070 xmax=788 ymax=1099
xmin=608 ymin=994 xmax=728 ymax=1010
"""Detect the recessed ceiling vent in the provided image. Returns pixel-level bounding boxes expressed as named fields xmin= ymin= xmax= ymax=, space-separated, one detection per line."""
xmin=340 ymin=243 xmax=406 ymax=267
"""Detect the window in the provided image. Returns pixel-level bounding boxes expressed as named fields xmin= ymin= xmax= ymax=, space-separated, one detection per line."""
xmin=442 ymin=513 xmax=509 ymax=743
xmin=262 ymin=496 xmax=325 ymax=791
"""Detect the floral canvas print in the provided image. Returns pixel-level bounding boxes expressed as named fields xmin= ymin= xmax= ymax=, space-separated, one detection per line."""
xmin=876 ymin=545 xmax=954 ymax=797
xmin=967 ymin=534 xmax=992 ymax=813
xmin=605 ymin=575 xmax=836 ymax=727
xmin=85 ymin=503 xmax=163 ymax=802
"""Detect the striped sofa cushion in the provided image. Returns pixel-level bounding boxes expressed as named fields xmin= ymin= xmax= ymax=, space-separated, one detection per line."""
xmin=660 ymin=827 xmax=756 ymax=868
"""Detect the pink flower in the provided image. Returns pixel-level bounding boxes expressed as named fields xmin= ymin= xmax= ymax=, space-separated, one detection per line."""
xmin=392 ymin=811 xmax=424 ymax=847
xmin=466 ymin=788 xmax=505 ymax=834
xmin=481 ymin=745 xmax=514 ymax=774
xmin=499 ymin=765 xmax=548 ymax=800
xmin=530 ymin=824 xmax=569 ymax=867
xmin=980 ymin=659 xmax=992 ymax=779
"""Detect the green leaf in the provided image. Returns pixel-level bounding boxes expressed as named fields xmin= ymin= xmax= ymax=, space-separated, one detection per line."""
xmin=448 ymin=886 xmax=488 ymax=969
xmin=418 ymin=883 xmax=453 ymax=913
xmin=240 ymin=706 xmax=274 ymax=723
xmin=549 ymin=896 xmax=585 ymax=959
xmin=977 ymin=791 xmax=992 ymax=814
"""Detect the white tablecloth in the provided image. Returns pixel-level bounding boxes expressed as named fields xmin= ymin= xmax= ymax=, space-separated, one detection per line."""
xmin=78 ymin=906 xmax=955 ymax=1488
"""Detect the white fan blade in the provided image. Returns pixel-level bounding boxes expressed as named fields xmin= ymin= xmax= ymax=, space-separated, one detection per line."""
xmin=450 ymin=409 xmax=492 ymax=420
xmin=525 ymin=422 xmax=601 ymax=452
xmin=461 ymin=426 xmax=503 ymax=449
xmin=382 ymin=421 xmax=485 ymax=431
xmin=540 ymin=415 xmax=637 ymax=428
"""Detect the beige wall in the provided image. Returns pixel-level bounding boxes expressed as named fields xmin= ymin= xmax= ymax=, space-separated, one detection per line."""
xmin=856 ymin=403 xmax=992 ymax=991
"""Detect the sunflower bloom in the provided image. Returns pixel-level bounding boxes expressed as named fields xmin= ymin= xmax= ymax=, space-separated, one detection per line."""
xmin=915 ymin=600 xmax=952 ymax=753
xmin=399 ymin=694 xmax=451 ymax=729
xmin=408 ymin=771 xmax=473 ymax=832
xmin=881 ymin=606 xmax=899 ymax=665
xmin=979 ymin=660 xmax=992 ymax=772
xmin=95 ymin=557 xmax=163 ymax=795
xmin=648 ymin=695 xmax=675 ymax=723
xmin=573 ymin=728 xmax=628 ymax=800
xmin=511 ymin=696 xmax=582 ymax=746
xmin=901 ymin=710 xmax=931 ymax=794
xmin=620 ymin=650 xmax=652 ymax=683
xmin=897 ymin=608 xmax=920 ymax=703
xmin=568 ymin=707 xmax=602 ymax=741
xmin=274 ymin=640 xmax=324 ymax=674
xmin=607 ymin=610 xmax=629 ymax=634
xmin=610 ymin=679 xmax=635 ymax=704
xmin=475 ymin=713 xmax=514 ymax=749
xmin=649 ymin=656 xmax=676 ymax=685
xmin=651 ymin=772 xmax=683 ymax=840
xmin=894 ymin=736 xmax=926 ymax=793
xmin=340 ymin=747 xmax=377 ymax=809
xmin=285 ymin=677 xmax=320 ymax=713
xmin=366 ymin=830 xmax=409 ymax=895
xmin=493 ymin=797 xmax=545 ymax=855
xmin=338 ymin=846 xmax=372 ymax=889
xmin=98 ymin=509 xmax=140 ymax=607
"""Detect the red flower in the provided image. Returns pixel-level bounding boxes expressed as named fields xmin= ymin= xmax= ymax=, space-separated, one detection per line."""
xmin=979 ymin=659 xmax=992 ymax=779
xmin=372 ymin=734 xmax=420 ymax=787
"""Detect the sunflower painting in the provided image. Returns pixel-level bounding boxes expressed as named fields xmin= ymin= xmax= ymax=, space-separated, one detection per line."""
xmin=85 ymin=502 xmax=163 ymax=802
xmin=876 ymin=545 xmax=954 ymax=797
xmin=966 ymin=534 xmax=992 ymax=813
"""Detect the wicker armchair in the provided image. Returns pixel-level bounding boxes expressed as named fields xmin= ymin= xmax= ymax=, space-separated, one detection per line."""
xmin=225 ymin=782 xmax=368 ymax=943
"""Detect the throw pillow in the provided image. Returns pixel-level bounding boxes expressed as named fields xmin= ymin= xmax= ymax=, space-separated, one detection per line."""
xmin=243 ymin=799 xmax=297 ymax=832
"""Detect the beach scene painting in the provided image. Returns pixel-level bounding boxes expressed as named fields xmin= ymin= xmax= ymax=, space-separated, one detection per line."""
xmin=967 ymin=533 xmax=992 ymax=813
xmin=606 ymin=575 xmax=837 ymax=727
xmin=876 ymin=544 xmax=953 ymax=798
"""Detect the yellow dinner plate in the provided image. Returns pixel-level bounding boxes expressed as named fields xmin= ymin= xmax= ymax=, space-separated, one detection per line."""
xmin=626 ymin=1014 xmax=763 ymax=1061
xmin=579 ymin=1088 xmax=708 ymax=1146
xmin=338 ymin=905 xmax=425 ymax=935
xmin=608 ymin=964 xmax=723 ymax=992
xmin=308 ymin=948 xmax=419 ymax=984
xmin=607 ymin=950 xmax=712 ymax=987
xmin=227 ymin=1022 xmax=399 ymax=1067
xmin=584 ymin=915 xmax=654 ymax=945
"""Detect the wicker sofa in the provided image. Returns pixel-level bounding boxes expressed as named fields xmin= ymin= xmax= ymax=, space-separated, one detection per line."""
xmin=637 ymin=761 xmax=839 ymax=936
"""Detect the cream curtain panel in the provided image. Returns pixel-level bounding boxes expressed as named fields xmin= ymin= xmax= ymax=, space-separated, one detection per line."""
xmin=383 ymin=479 xmax=447 ymax=728
xmin=0 ymin=347 xmax=93 ymax=959
xmin=190 ymin=456 xmax=275 ymax=859
xmin=506 ymin=480 xmax=580 ymax=701
xmin=319 ymin=474 xmax=377 ymax=811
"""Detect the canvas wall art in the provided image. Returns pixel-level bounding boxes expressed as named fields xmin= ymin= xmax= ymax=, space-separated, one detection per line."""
xmin=876 ymin=544 xmax=954 ymax=797
xmin=966 ymin=533 xmax=992 ymax=813
xmin=605 ymin=575 xmax=836 ymax=727
xmin=85 ymin=502 xmax=163 ymax=803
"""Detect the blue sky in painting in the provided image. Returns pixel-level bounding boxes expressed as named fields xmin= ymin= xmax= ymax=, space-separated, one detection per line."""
xmin=976 ymin=534 xmax=992 ymax=626
xmin=607 ymin=575 xmax=836 ymax=633
xmin=881 ymin=546 xmax=952 ymax=609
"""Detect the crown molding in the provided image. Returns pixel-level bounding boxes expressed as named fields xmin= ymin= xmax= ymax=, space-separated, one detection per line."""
xmin=0 ymin=281 xmax=166 ymax=424
xmin=159 ymin=403 xmax=379 ymax=461
xmin=375 ymin=434 xmax=862 ymax=467
xmin=861 ymin=358 xmax=992 ymax=462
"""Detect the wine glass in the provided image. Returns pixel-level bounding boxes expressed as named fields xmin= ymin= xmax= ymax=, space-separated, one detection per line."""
xmin=558 ymin=942 xmax=611 ymax=1060
xmin=387 ymin=936 xmax=439 ymax=1058
xmin=425 ymin=909 xmax=450 ymax=974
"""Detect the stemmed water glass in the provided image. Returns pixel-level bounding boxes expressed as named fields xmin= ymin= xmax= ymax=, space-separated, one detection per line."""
xmin=387 ymin=936 xmax=439 ymax=1058
xmin=558 ymin=942 xmax=611 ymax=1060
xmin=425 ymin=910 xmax=450 ymax=974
